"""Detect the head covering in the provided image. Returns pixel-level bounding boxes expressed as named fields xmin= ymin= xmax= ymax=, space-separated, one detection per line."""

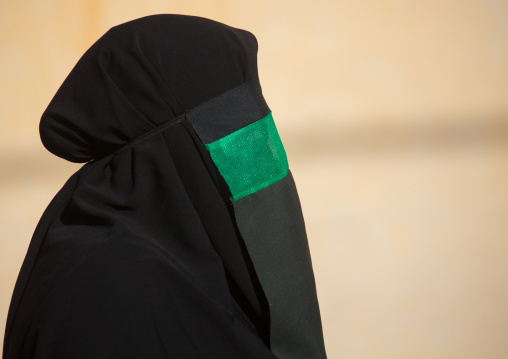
xmin=3 ymin=14 xmax=327 ymax=359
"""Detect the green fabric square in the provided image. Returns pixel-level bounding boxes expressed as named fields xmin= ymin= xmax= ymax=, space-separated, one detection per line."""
xmin=204 ymin=111 xmax=288 ymax=201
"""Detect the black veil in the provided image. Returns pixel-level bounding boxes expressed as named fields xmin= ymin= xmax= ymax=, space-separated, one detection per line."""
xmin=3 ymin=14 xmax=327 ymax=359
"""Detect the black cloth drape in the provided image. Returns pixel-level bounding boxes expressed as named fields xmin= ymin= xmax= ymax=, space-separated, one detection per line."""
xmin=3 ymin=14 xmax=327 ymax=359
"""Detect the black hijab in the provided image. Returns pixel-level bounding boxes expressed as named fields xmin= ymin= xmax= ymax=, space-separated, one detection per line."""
xmin=3 ymin=14 xmax=327 ymax=359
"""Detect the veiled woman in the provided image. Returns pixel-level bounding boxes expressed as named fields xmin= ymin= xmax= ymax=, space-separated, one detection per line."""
xmin=3 ymin=14 xmax=327 ymax=359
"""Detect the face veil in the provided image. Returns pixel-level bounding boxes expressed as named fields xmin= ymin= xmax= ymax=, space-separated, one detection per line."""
xmin=3 ymin=14 xmax=327 ymax=359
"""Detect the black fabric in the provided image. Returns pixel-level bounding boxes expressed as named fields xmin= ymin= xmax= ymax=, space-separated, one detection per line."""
xmin=38 ymin=14 xmax=258 ymax=163
xmin=3 ymin=14 xmax=278 ymax=358
xmin=187 ymin=77 xmax=270 ymax=144
xmin=233 ymin=170 xmax=328 ymax=359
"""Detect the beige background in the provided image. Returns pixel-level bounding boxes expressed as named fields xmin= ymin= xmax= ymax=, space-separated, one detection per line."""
xmin=2 ymin=1 xmax=508 ymax=358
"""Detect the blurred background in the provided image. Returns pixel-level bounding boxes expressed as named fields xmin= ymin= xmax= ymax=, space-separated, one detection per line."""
xmin=1 ymin=1 xmax=508 ymax=358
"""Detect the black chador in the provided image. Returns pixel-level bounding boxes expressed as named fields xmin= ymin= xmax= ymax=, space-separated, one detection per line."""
xmin=3 ymin=14 xmax=327 ymax=359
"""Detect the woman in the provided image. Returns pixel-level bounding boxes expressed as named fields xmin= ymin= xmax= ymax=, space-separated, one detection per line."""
xmin=3 ymin=14 xmax=327 ymax=358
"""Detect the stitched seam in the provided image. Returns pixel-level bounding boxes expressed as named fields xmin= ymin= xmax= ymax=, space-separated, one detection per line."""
xmin=113 ymin=111 xmax=187 ymax=156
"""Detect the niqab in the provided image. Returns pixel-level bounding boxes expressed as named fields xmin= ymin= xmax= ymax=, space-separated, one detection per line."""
xmin=3 ymin=14 xmax=327 ymax=359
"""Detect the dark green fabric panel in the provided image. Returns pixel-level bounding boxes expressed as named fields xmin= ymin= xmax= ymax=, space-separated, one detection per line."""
xmin=233 ymin=170 xmax=328 ymax=359
xmin=205 ymin=111 xmax=288 ymax=201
